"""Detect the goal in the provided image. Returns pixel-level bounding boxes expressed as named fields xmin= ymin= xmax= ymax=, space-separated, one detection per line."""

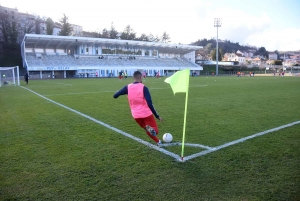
xmin=0 ymin=66 xmax=20 ymax=87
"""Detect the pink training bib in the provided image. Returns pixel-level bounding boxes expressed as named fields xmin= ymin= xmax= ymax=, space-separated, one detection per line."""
xmin=127 ymin=83 xmax=152 ymax=118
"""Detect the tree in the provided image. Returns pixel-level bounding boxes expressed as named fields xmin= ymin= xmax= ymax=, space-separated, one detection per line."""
xmin=101 ymin=28 xmax=110 ymax=38
xmin=148 ymin=33 xmax=159 ymax=42
xmin=120 ymin=25 xmax=136 ymax=40
xmin=211 ymin=48 xmax=222 ymax=61
xmin=274 ymin=50 xmax=280 ymax=60
xmin=137 ymin=33 xmax=149 ymax=41
xmin=18 ymin=13 xmax=36 ymax=42
xmin=161 ymin=31 xmax=171 ymax=43
xmin=21 ymin=14 xmax=35 ymax=34
xmin=0 ymin=8 xmax=19 ymax=44
xmin=35 ymin=16 xmax=43 ymax=34
xmin=45 ymin=17 xmax=54 ymax=35
xmin=255 ymin=46 xmax=269 ymax=59
xmin=271 ymin=60 xmax=282 ymax=65
xmin=204 ymin=43 xmax=213 ymax=55
xmin=58 ymin=14 xmax=72 ymax=36
xmin=109 ymin=22 xmax=119 ymax=39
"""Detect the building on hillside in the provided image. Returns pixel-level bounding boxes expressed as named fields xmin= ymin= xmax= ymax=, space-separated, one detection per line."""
xmin=290 ymin=55 xmax=300 ymax=59
xmin=252 ymin=57 xmax=262 ymax=65
xmin=222 ymin=53 xmax=230 ymax=61
xmin=268 ymin=52 xmax=278 ymax=60
xmin=0 ymin=5 xmax=18 ymax=17
xmin=70 ymin=24 xmax=83 ymax=36
xmin=21 ymin=34 xmax=203 ymax=79
xmin=245 ymin=57 xmax=252 ymax=64
xmin=35 ymin=21 xmax=82 ymax=36
xmin=17 ymin=12 xmax=36 ymax=42
xmin=236 ymin=50 xmax=244 ymax=56
xmin=280 ymin=54 xmax=290 ymax=59
xmin=196 ymin=53 xmax=206 ymax=60
xmin=38 ymin=21 xmax=47 ymax=34
xmin=1 ymin=5 xmax=83 ymax=38
xmin=236 ymin=50 xmax=253 ymax=58
xmin=225 ymin=53 xmax=246 ymax=64
xmin=52 ymin=22 xmax=62 ymax=35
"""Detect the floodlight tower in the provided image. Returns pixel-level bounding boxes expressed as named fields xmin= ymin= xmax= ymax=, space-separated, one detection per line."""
xmin=214 ymin=18 xmax=222 ymax=75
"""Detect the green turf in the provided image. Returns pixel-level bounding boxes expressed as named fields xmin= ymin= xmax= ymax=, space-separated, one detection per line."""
xmin=1 ymin=76 xmax=299 ymax=200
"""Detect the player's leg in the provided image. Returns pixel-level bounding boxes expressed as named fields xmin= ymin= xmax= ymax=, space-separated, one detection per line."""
xmin=135 ymin=116 xmax=160 ymax=143
xmin=144 ymin=115 xmax=160 ymax=143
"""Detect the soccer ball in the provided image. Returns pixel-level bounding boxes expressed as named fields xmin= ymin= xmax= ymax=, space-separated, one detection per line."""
xmin=163 ymin=133 xmax=173 ymax=143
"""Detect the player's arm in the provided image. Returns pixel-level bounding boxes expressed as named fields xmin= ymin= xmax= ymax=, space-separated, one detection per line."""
xmin=113 ymin=86 xmax=128 ymax=98
xmin=144 ymin=86 xmax=160 ymax=119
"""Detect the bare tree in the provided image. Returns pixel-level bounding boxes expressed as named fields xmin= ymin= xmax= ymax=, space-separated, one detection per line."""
xmin=109 ymin=22 xmax=119 ymax=39
xmin=0 ymin=7 xmax=18 ymax=43
xmin=18 ymin=12 xmax=36 ymax=42
xmin=120 ymin=25 xmax=136 ymax=40
xmin=148 ymin=33 xmax=159 ymax=42
xmin=160 ymin=31 xmax=171 ymax=43
xmin=137 ymin=33 xmax=149 ymax=41
xmin=101 ymin=28 xmax=110 ymax=38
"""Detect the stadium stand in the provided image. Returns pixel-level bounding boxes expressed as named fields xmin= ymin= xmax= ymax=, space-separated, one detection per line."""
xmin=22 ymin=34 xmax=203 ymax=79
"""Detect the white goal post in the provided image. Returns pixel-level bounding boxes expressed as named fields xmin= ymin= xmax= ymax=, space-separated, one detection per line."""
xmin=0 ymin=66 xmax=20 ymax=87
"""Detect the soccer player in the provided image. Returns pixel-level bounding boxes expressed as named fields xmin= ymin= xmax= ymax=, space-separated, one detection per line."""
xmin=119 ymin=71 xmax=123 ymax=80
xmin=24 ymin=72 xmax=29 ymax=84
xmin=113 ymin=71 xmax=164 ymax=146
xmin=156 ymin=71 xmax=160 ymax=79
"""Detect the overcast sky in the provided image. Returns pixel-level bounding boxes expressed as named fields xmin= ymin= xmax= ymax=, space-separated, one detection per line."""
xmin=2 ymin=0 xmax=299 ymax=51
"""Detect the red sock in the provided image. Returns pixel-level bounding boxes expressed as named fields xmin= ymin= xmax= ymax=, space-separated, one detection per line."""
xmin=146 ymin=131 xmax=159 ymax=143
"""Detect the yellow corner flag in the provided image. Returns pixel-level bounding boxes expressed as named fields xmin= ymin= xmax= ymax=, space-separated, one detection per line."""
xmin=164 ymin=69 xmax=190 ymax=160
xmin=165 ymin=69 xmax=190 ymax=94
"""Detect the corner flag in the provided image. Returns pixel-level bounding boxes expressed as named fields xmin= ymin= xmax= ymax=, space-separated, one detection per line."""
xmin=165 ymin=69 xmax=190 ymax=94
xmin=164 ymin=69 xmax=190 ymax=160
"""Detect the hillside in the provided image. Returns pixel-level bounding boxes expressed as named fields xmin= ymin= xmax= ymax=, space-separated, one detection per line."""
xmin=191 ymin=38 xmax=257 ymax=57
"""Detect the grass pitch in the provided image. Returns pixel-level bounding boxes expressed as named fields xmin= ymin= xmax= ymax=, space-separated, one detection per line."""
xmin=1 ymin=76 xmax=299 ymax=200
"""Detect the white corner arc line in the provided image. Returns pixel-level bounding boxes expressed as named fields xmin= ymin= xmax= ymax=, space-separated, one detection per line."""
xmin=20 ymin=86 xmax=181 ymax=161
xmin=183 ymin=120 xmax=300 ymax=162
xmin=162 ymin=142 xmax=213 ymax=150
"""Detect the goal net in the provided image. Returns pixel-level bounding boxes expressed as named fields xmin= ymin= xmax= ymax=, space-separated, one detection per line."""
xmin=0 ymin=66 xmax=20 ymax=87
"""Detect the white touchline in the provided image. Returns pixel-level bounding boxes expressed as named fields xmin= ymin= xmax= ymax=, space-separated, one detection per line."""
xmin=183 ymin=120 xmax=300 ymax=162
xmin=21 ymin=86 xmax=181 ymax=161
xmin=44 ymin=91 xmax=116 ymax=97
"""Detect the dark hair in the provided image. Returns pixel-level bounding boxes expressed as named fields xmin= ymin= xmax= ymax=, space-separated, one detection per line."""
xmin=133 ymin=71 xmax=142 ymax=79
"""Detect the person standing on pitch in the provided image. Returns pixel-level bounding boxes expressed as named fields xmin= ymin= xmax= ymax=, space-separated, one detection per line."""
xmin=156 ymin=71 xmax=160 ymax=79
xmin=113 ymin=71 xmax=164 ymax=146
xmin=24 ymin=72 xmax=29 ymax=84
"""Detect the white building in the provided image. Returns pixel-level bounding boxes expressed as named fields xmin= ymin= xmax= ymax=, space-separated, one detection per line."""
xmin=71 ymin=24 xmax=83 ymax=36
xmin=269 ymin=52 xmax=278 ymax=60
xmin=226 ymin=53 xmax=246 ymax=64
xmin=237 ymin=50 xmax=253 ymax=58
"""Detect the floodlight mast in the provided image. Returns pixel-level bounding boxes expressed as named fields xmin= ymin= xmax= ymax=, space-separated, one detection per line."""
xmin=214 ymin=18 xmax=222 ymax=75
